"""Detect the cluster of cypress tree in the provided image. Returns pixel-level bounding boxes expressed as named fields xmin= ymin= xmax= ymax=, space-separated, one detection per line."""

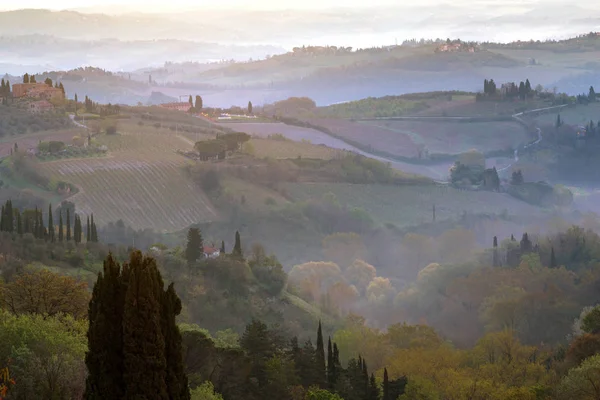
xmin=0 ymin=78 xmax=11 ymax=98
xmin=286 ymin=321 xmax=407 ymax=400
xmin=85 ymin=251 xmax=189 ymax=399
xmin=0 ymin=199 xmax=98 ymax=243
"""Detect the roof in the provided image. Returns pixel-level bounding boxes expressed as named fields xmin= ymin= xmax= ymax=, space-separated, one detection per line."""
xmin=203 ymin=246 xmax=220 ymax=253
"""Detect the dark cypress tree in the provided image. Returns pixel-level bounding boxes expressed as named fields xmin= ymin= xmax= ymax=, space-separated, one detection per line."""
xmin=332 ymin=342 xmax=340 ymax=388
xmin=58 ymin=211 xmax=64 ymax=242
xmin=511 ymin=234 xmax=515 ymax=241
xmin=66 ymin=209 xmax=71 ymax=241
xmin=369 ymin=373 xmax=379 ymax=400
xmin=383 ymin=368 xmax=390 ymax=400
xmin=248 ymin=101 xmax=253 ymax=114
xmin=185 ymin=228 xmax=203 ymax=265
xmin=85 ymin=254 xmax=127 ymax=399
xmin=0 ymin=205 xmax=5 ymax=232
xmin=556 ymin=114 xmax=562 ymax=128
xmin=520 ymin=232 xmax=532 ymax=254
xmin=327 ymin=337 xmax=334 ymax=389
xmin=33 ymin=206 xmax=39 ymax=238
xmin=315 ymin=320 xmax=326 ymax=388
xmin=48 ymin=204 xmax=55 ymax=242
xmin=298 ymin=339 xmax=317 ymax=387
xmin=232 ymin=230 xmax=243 ymax=258
xmin=362 ymin=359 xmax=369 ymax=398
xmin=550 ymin=246 xmax=557 ymax=268
xmin=220 ymin=240 xmax=225 ymax=254
xmin=195 ymin=95 xmax=202 ymax=111
xmin=162 ymin=283 xmax=190 ymax=400
xmin=86 ymin=251 xmax=189 ymax=399
xmin=74 ymin=215 xmax=81 ymax=243
xmin=188 ymin=95 xmax=193 ymax=105
xmin=493 ymin=236 xmax=500 ymax=267
xmin=87 ymin=216 xmax=91 ymax=242
xmin=91 ymin=214 xmax=98 ymax=242
xmin=5 ymin=200 xmax=13 ymax=232
xmin=16 ymin=210 xmax=22 ymax=235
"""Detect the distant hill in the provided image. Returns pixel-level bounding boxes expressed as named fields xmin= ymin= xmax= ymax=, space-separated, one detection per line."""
xmin=147 ymin=91 xmax=178 ymax=105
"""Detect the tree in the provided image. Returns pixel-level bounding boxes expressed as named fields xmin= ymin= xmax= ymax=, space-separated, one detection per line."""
xmin=369 ymin=373 xmax=380 ymax=400
xmin=520 ymin=233 xmax=533 ymax=254
xmin=30 ymin=75 xmax=36 ymax=83
xmin=315 ymin=321 xmax=326 ymax=388
xmin=511 ymin=170 xmax=524 ymax=185
xmin=185 ymin=228 xmax=204 ymax=265
xmin=44 ymin=77 xmax=53 ymax=87
xmin=90 ymin=214 xmax=98 ymax=242
xmin=58 ymin=211 xmax=64 ymax=242
xmin=66 ymin=209 xmax=71 ymax=241
xmin=383 ymin=368 xmax=390 ymax=400
xmin=23 ymin=73 xmax=29 ymax=84
xmin=556 ymin=114 xmax=562 ymax=128
xmin=195 ymin=95 xmax=203 ymax=111
xmin=589 ymin=86 xmax=596 ymax=102
xmin=0 ymin=269 xmax=89 ymax=318
xmin=558 ymin=354 xmax=600 ymax=399
xmin=189 ymin=95 xmax=193 ymax=105
xmin=220 ymin=240 xmax=225 ymax=254
xmin=85 ymin=251 xmax=190 ymax=399
xmin=550 ymin=246 xmax=557 ymax=268
xmin=48 ymin=204 xmax=54 ymax=242
xmin=86 ymin=216 xmax=90 ymax=242
xmin=248 ymin=101 xmax=253 ymax=114
xmin=493 ymin=236 xmax=500 ymax=267
xmin=232 ymin=230 xmax=243 ymax=259
xmin=306 ymin=388 xmax=343 ymax=400
xmin=525 ymin=79 xmax=532 ymax=95
xmin=190 ymin=381 xmax=223 ymax=400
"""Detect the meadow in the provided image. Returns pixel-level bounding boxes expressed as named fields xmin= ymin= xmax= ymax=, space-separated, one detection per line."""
xmin=43 ymin=131 xmax=218 ymax=232
xmin=533 ymin=102 xmax=600 ymax=126
xmin=283 ymin=182 xmax=546 ymax=228
xmin=246 ymin=137 xmax=343 ymax=160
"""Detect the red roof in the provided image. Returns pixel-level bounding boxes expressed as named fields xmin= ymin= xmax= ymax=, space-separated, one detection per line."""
xmin=203 ymin=246 xmax=220 ymax=253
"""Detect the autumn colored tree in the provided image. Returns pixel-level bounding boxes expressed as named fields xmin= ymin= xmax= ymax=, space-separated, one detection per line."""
xmin=0 ymin=269 xmax=89 ymax=318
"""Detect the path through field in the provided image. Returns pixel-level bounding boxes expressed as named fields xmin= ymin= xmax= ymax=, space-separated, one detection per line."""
xmin=44 ymin=131 xmax=218 ymax=232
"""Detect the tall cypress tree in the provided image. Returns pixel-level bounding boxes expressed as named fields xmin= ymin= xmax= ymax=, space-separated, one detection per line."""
xmin=185 ymin=228 xmax=203 ymax=265
xmin=232 ymin=230 xmax=243 ymax=258
xmin=87 ymin=216 xmax=91 ymax=242
xmin=66 ymin=209 xmax=71 ymax=241
xmin=220 ymin=240 xmax=225 ymax=254
xmin=0 ymin=205 xmax=5 ymax=232
xmin=48 ymin=204 xmax=55 ymax=242
xmin=16 ymin=210 xmax=22 ymax=235
xmin=315 ymin=320 xmax=326 ymax=388
xmin=493 ymin=236 xmax=500 ymax=267
xmin=85 ymin=251 xmax=189 ymax=400
xmin=91 ymin=214 xmax=98 ymax=242
xmin=550 ymin=246 xmax=557 ymax=268
xmin=58 ymin=211 xmax=64 ymax=242
xmin=5 ymin=200 xmax=13 ymax=232
xmin=369 ymin=373 xmax=379 ymax=400
xmin=327 ymin=337 xmax=334 ymax=389
xmin=383 ymin=368 xmax=390 ymax=400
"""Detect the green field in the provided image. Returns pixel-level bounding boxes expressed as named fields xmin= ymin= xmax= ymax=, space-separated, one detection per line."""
xmin=533 ymin=103 xmax=600 ymax=126
xmin=283 ymin=182 xmax=545 ymax=228
xmin=247 ymin=137 xmax=343 ymax=160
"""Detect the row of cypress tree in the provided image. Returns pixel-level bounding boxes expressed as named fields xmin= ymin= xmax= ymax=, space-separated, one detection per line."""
xmin=0 ymin=200 xmax=98 ymax=243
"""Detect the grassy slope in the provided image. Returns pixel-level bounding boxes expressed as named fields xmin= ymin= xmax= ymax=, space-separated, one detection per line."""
xmin=248 ymin=137 xmax=343 ymax=160
xmin=283 ymin=182 xmax=546 ymax=228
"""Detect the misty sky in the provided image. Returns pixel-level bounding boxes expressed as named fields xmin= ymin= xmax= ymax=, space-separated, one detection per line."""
xmin=0 ymin=0 xmax=566 ymax=12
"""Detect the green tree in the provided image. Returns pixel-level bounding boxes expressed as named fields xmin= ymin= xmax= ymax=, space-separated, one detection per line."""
xmin=87 ymin=216 xmax=90 ymax=242
xmin=589 ymin=86 xmax=596 ymax=102
xmin=190 ymin=381 xmax=223 ymax=400
xmin=185 ymin=228 xmax=204 ymax=265
xmin=582 ymin=306 xmax=600 ymax=334
xmin=382 ymin=368 xmax=390 ymax=400
xmin=58 ymin=211 xmax=64 ymax=242
xmin=369 ymin=373 xmax=379 ymax=400
xmin=91 ymin=214 xmax=98 ymax=242
xmin=220 ymin=240 xmax=225 ymax=254
xmin=306 ymin=388 xmax=344 ymax=400
xmin=65 ymin=209 xmax=71 ymax=241
xmin=23 ymin=73 xmax=29 ymax=84
xmin=189 ymin=95 xmax=193 ymax=105
xmin=85 ymin=251 xmax=189 ymax=399
xmin=558 ymin=354 xmax=600 ymax=400
xmin=232 ymin=230 xmax=243 ymax=259
xmin=48 ymin=204 xmax=54 ymax=242
xmin=30 ymin=75 xmax=36 ymax=83
xmin=316 ymin=321 xmax=326 ymax=388
xmin=44 ymin=77 xmax=53 ymax=87
xmin=195 ymin=95 xmax=203 ymax=111
xmin=248 ymin=101 xmax=253 ymax=114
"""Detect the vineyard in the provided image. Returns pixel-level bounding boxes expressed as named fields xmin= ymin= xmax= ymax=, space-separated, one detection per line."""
xmin=247 ymin=138 xmax=344 ymax=160
xmin=43 ymin=131 xmax=218 ymax=232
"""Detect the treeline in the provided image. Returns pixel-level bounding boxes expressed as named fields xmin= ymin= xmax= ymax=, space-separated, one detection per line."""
xmin=193 ymin=131 xmax=250 ymax=160
xmin=0 ymin=200 xmax=98 ymax=242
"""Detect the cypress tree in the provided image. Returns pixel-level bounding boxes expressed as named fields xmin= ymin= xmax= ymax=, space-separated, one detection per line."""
xmin=58 ymin=211 xmax=64 ymax=242
xmin=162 ymin=283 xmax=190 ymax=400
xmin=220 ymin=240 xmax=225 ymax=254
xmin=5 ymin=200 xmax=13 ymax=232
xmin=85 ymin=251 xmax=189 ymax=399
xmin=383 ymin=368 xmax=390 ymax=400
xmin=16 ymin=210 xmax=22 ymax=235
xmin=87 ymin=216 xmax=90 ymax=242
xmin=48 ymin=204 xmax=54 ymax=242
xmin=91 ymin=214 xmax=98 ymax=242
xmin=550 ymin=246 xmax=557 ymax=268
xmin=184 ymin=228 xmax=203 ymax=265
xmin=493 ymin=236 xmax=500 ymax=267
xmin=232 ymin=230 xmax=243 ymax=258
xmin=315 ymin=320 xmax=326 ymax=388
xmin=66 ymin=209 xmax=71 ymax=241
xmin=327 ymin=337 xmax=334 ymax=389
xmin=188 ymin=95 xmax=193 ymax=105
xmin=33 ymin=206 xmax=39 ymax=238
xmin=369 ymin=373 xmax=379 ymax=400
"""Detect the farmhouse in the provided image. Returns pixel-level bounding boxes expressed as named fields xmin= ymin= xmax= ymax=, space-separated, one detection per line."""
xmin=12 ymin=83 xmax=64 ymax=100
xmin=203 ymin=246 xmax=221 ymax=259
xmin=28 ymin=100 xmax=54 ymax=113
xmin=159 ymin=102 xmax=192 ymax=112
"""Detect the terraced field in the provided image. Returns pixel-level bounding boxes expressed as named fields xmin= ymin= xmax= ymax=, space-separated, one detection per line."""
xmin=284 ymin=182 xmax=546 ymax=228
xmin=44 ymin=131 xmax=218 ymax=232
